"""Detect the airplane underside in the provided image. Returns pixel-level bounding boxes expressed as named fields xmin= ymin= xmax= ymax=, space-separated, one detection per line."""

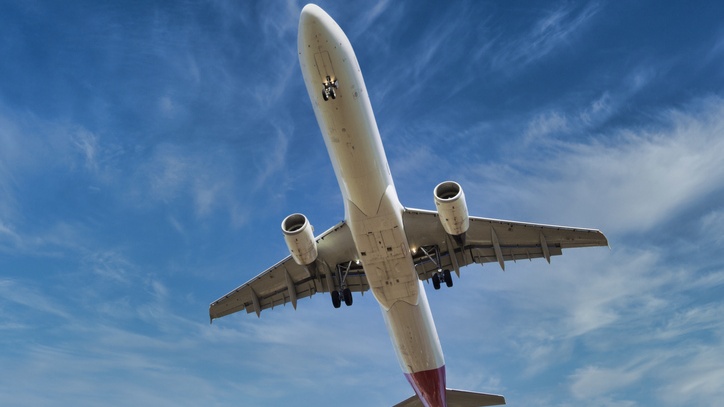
xmin=209 ymin=4 xmax=608 ymax=407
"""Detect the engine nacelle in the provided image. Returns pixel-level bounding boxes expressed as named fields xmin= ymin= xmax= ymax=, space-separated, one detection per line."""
xmin=281 ymin=213 xmax=318 ymax=266
xmin=434 ymin=181 xmax=470 ymax=236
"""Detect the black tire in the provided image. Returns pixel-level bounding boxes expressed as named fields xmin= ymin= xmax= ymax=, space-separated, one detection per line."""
xmin=322 ymin=90 xmax=329 ymax=101
xmin=432 ymin=273 xmax=441 ymax=290
xmin=343 ymin=288 xmax=353 ymax=306
xmin=330 ymin=89 xmax=336 ymax=99
xmin=331 ymin=290 xmax=341 ymax=308
xmin=443 ymin=269 xmax=453 ymax=287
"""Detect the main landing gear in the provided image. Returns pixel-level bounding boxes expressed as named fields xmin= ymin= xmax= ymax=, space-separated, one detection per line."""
xmin=431 ymin=269 xmax=453 ymax=290
xmin=331 ymin=287 xmax=353 ymax=308
xmin=322 ymin=75 xmax=338 ymax=101
xmin=419 ymin=246 xmax=454 ymax=290
xmin=330 ymin=260 xmax=354 ymax=308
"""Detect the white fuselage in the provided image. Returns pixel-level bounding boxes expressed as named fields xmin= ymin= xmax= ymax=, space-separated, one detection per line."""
xmin=298 ymin=5 xmax=446 ymax=406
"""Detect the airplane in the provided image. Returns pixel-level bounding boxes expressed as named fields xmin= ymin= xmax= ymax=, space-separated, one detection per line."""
xmin=209 ymin=4 xmax=608 ymax=407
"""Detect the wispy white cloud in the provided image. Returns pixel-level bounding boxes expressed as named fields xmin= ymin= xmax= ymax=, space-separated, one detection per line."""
xmin=490 ymin=2 xmax=600 ymax=72
xmin=432 ymin=234 xmax=723 ymax=404
xmin=523 ymin=110 xmax=570 ymax=142
xmin=258 ymin=0 xmax=300 ymax=41
xmin=700 ymin=209 xmax=724 ymax=245
xmin=0 ymin=218 xmax=94 ymax=257
xmin=570 ymin=362 xmax=646 ymax=399
xmin=0 ymin=220 xmax=21 ymax=248
xmin=705 ymin=28 xmax=724 ymax=62
xmin=429 ymin=129 xmax=724 ymax=400
xmin=347 ymin=0 xmax=393 ymax=41
xmin=0 ymin=104 xmax=123 ymax=250
xmin=654 ymin=302 xmax=724 ymax=341
xmin=656 ymin=345 xmax=724 ymax=405
xmin=0 ymin=279 xmax=71 ymax=320
xmin=252 ymin=126 xmax=291 ymax=190
xmin=0 ymin=329 xmax=225 ymax=407
xmin=524 ymin=64 xmax=658 ymax=145
xmin=484 ymin=248 xmax=663 ymax=366
xmin=82 ymin=250 xmax=133 ymax=283
xmin=469 ymin=96 xmax=724 ymax=234
xmin=71 ymin=128 xmax=99 ymax=172
xmin=567 ymin=322 xmax=724 ymax=405
xmin=132 ymin=142 xmax=242 ymax=218
xmin=372 ymin=3 xmax=492 ymax=105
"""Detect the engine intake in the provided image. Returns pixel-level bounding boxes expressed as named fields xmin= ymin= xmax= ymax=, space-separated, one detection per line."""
xmin=282 ymin=213 xmax=318 ymax=266
xmin=434 ymin=181 xmax=470 ymax=236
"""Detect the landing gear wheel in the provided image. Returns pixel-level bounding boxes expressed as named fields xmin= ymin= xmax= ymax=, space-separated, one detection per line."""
xmin=443 ymin=269 xmax=453 ymax=287
xmin=330 ymin=89 xmax=336 ymax=99
xmin=331 ymin=290 xmax=341 ymax=308
xmin=342 ymin=288 xmax=353 ymax=306
xmin=322 ymin=90 xmax=329 ymax=101
xmin=432 ymin=273 xmax=441 ymax=290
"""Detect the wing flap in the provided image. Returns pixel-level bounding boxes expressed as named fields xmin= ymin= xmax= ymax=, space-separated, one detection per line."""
xmin=403 ymin=208 xmax=607 ymax=280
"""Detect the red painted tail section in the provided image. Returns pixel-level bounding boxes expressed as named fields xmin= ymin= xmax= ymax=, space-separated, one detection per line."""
xmin=404 ymin=366 xmax=447 ymax=407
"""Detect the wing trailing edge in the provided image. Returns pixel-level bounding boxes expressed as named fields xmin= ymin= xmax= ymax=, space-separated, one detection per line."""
xmin=394 ymin=389 xmax=506 ymax=407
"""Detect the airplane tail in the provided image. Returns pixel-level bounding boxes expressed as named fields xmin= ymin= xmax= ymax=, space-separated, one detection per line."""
xmin=393 ymin=388 xmax=506 ymax=407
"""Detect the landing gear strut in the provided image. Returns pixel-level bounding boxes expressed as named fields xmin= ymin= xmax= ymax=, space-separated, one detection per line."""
xmin=330 ymin=261 xmax=354 ymax=308
xmin=419 ymin=246 xmax=454 ymax=290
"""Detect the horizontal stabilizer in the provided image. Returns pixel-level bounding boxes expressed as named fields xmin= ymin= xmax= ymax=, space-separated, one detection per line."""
xmin=394 ymin=388 xmax=505 ymax=407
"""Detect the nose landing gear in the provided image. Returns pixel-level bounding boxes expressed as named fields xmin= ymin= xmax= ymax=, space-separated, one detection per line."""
xmin=322 ymin=75 xmax=338 ymax=101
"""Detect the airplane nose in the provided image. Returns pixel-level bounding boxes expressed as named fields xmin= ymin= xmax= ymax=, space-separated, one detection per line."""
xmin=299 ymin=4 xmax=327 ymax=50
xmin=299 ymin=3 xmax=326 ymax=28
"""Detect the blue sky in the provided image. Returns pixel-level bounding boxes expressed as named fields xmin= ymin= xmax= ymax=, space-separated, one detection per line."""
xmin=1 ymin=0 xmax=723 ymax=406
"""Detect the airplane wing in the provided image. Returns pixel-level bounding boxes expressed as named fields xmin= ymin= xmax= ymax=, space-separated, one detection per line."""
xmin=209 ymin=221 xmax=368 ymax=321
xmin=402 ymin=208 xmax=608 ymax=279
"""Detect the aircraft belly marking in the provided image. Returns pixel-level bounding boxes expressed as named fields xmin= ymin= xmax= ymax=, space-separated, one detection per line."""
xmin=344 ymin=187 xmax=418 ymax=309
xmin=313 ymin=51 xmax=336 ymax=83
xmin=365 ymin=260 xmax=419 ymax=309
xmin=356 ymin=222 xmax=418 ymax=308
xmin=314 ymin=51 xmax=339 ymax=100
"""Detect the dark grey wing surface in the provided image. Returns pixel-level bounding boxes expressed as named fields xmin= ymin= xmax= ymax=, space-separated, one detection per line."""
xmin=402 ymin=208 xmax=608 ymax=280
xmin=209 ymin=220 xmax=367 ymax=320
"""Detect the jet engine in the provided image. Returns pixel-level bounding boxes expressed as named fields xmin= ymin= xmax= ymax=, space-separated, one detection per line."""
xmin=434 ymin=181 xmax=469 ymax=236
xmin=282 ymin=213 xmax=318 ymax=266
